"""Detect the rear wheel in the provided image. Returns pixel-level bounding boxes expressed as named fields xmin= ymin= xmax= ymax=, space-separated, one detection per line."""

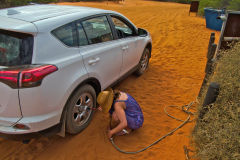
xmin=65 ymin=85 xmax=96 ymax=134
xmin=135 ymin=48 xmax=150 ymax=76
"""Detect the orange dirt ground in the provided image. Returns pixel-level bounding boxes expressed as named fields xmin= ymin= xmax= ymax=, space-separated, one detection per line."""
xmin=0 ymin=0 xmax=220 ymax=159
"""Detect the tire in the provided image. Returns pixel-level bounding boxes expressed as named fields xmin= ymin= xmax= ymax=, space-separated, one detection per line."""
xmin=135 ymin=48 xmax=150 ymax=76
xmin=65 ymin=85 xmax=96 ymax=134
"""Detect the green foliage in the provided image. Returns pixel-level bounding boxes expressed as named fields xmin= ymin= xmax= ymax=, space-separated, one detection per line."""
xmin=175 ymin=0 xmax=190 ymax=4
xmin=139 ymin=0 xmax=191 ymax=4
xmin=199 ymin=0 xmax=240 ymax=15
xmin=193 ymin=43 xmax=240 ymax=160
xmin=229 ymin=0 xmax=240 ymax=10
xmin=1 ymin=0 xmax=58 ymax=8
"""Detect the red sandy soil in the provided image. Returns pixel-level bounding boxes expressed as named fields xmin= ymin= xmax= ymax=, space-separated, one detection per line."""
xmin=0 ymin=0 xmax=220 ymax=159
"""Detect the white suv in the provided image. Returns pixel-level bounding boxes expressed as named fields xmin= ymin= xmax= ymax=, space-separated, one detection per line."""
xmin=0 ymin=4 xmax=152 ymax=139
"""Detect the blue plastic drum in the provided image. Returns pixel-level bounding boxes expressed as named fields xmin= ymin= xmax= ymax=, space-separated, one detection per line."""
xmin=204 ymin=8 xmax=224 ymax=31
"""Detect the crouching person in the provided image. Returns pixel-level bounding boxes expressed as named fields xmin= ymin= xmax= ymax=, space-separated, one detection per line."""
xmin=97 ymin=88 xmax=144 ymax=139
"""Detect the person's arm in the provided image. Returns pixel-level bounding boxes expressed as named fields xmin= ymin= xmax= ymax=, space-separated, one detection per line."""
xmin=108 ymin=102 xmax=127 ymax=138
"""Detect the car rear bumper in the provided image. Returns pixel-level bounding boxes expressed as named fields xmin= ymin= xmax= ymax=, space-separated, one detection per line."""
xmin=0 ymin=123 xmax=61 ymax=141
xmin=0 ymin=129 xmax=43 ymax=141
xmin=0 ymin=111 xmax=61 ymax=140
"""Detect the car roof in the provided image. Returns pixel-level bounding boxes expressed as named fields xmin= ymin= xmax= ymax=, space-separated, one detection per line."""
xmin=0 ymin=4 xmax=111 ymax=22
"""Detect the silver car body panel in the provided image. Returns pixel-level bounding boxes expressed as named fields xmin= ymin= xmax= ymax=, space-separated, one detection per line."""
xmin=0 ymin=16 xmax=37 ymax=34
xmin=80 ymin=40 xmax=122 ymax=90
xmin=119 ymin=37 xmax=140 ymax=76
xmin=0 ymin=83 xmax=22 ymax=127
xmin=0 ymin=5 xmax=105 ymax=22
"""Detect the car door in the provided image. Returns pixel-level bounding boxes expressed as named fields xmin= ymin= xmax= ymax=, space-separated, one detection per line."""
xmin=77 ymin=15 xmax=122 ymax=89
xmin=109 ymin=15 xmax=141 ymax=77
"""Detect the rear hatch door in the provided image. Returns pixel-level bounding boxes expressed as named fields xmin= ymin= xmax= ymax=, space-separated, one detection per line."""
xmin=0 ymin=73 xmax=22 ymax=127
xmin=0 ymin=29 xmax=34 ymax=127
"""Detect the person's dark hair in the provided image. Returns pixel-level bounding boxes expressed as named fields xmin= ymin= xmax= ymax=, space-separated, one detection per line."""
xmin=113 ymin=90 xmax=121 ymax=100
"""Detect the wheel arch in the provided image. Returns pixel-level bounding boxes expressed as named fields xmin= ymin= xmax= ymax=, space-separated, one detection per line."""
xmin=59 ymin=77 xmax=101 ymax=131
xmin=63 ymin=77 xmax=101 ymax=112
xmin=145 ymin=42 xmax=152 ymax=58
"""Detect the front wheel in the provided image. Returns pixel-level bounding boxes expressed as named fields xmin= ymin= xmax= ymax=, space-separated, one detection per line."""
xmin=135 ymin=48 xmax=150 ymax=76
xmin=65 ymin=85 xmax=96 ymax=134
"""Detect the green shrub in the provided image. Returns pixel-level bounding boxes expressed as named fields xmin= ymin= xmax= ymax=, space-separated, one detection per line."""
xmin=175 ymin=0 xmax=190 ymax=4
xmin=199 ymin=0 xmax=240 ymax=15
xmin=229 ymin=0 xmax=240 ymax=10
xmin=1 ymin=0 xmax=59 ymax=8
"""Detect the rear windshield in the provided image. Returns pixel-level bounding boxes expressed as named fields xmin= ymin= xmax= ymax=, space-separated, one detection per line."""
xmin=0 ymin=29 xmax=33 ymax=66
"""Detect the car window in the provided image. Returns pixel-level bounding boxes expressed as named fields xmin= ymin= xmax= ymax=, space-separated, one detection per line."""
xmin=111 ymin=16 xmax=134 ymax=39
xmin=52 ymin=22 xmax=78 ymax=47
xmin=0 ymin=29 xmax=33 ymax=66
xmin=76 ymin=22 xmax=88 ymax=46
xmin=82 ymin=16 xmax=113 ymax=44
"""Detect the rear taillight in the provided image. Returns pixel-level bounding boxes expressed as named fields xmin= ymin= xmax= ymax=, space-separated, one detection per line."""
xmin=0 ymin=70 xmax=20 ymax=88
xmin=20 ymin=65 xmax=58 ymax=88
xmin=0 ymin=65 xmax=58 ymax=89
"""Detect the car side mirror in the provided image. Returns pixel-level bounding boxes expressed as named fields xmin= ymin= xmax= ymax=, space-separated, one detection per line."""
xmin=138 ymin=28 xmax=148 ymax=37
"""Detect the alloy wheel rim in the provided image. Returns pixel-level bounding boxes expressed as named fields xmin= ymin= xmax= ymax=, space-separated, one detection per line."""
xmin=72 ymin=93 xmax=93 ymax=126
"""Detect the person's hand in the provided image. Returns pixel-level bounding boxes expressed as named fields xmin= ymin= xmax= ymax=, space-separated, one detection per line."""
xmin=107 ymin=129 xmax=113 ymax=139
xmin=97 ymin=106 xmax=102 ymax=111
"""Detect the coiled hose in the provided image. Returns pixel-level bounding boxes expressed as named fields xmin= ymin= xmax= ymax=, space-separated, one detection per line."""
xmin=110 ymin=101 xmax=196 ymax=154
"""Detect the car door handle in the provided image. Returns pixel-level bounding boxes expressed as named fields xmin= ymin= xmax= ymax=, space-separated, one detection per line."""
xmin=122 ymin=46 xmax=128 ymax=50
xmin=88 ymin=57 xmax=100 ymax=65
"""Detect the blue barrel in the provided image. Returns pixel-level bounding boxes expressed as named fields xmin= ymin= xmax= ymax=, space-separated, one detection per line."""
xmin=204 ymin=8 xmax=224 ymax=31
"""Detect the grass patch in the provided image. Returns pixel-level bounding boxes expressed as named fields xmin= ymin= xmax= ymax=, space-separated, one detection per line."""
xmin=192 ymin=43 xmax=240 ymax=159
